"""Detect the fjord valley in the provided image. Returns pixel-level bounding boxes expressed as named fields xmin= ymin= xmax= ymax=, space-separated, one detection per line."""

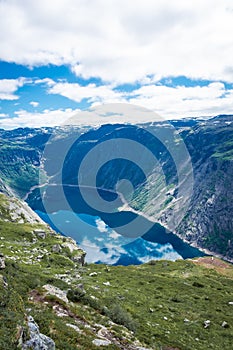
xmin=0 ymin=115 xmax=233 ymax=349
xmin=0 ymin=115 xmax=233 ymax=262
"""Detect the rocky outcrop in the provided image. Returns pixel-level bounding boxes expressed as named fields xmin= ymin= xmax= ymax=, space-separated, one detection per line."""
xmin=0 ymin=192 xmax=46 ymax=225
xmin=62 ymin=238 xmax=86 ymax=265
xmin=43 ymin=284 xmax=69 ymax=304
xmin=22 ymin=316 xmax=55 ymax=350
xmin=0 ymin=191 xmax=86 ymax=268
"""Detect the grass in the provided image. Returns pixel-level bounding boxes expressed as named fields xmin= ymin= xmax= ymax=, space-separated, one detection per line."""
xmin=2 ymin=222 xmax=233 ymax=350
xmin=0 ymin=193 xmax=233 ymax=349
xmin=81 ymin=261 xmax=233 ymax=350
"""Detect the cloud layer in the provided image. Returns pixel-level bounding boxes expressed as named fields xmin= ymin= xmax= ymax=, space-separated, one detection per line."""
xmin=1 ymin=0 xmax=233 ymax=83
xmin=0 ymin=1 xmax=233 ymax=128
xmin=47 ymin=79 xmax=233 ymax=119
xmin=1 ymin=78 xmax=233 ymax=128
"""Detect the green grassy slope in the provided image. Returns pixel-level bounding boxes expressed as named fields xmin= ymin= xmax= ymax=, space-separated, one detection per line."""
xmin=0 ymin=192 xmax=233 ymax=349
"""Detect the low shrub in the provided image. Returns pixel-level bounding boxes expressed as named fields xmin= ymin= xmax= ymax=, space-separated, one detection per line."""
xmin=67 ymin=287 xmax=86 ymax=302
xmin=106 ymin=304 xmax=137 ymax=332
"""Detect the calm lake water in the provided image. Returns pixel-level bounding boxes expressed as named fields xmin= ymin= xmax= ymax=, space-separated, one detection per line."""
xmin=29 ymin=184 xmax=204 ymax=265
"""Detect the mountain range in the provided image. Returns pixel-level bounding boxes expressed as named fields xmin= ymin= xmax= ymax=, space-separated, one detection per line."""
xmin=0 ymin=115 xmax=233 ymax=261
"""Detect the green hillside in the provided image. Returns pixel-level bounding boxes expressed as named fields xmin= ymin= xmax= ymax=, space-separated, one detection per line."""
xmin=0 ymin=193 xmax=233 ymax=349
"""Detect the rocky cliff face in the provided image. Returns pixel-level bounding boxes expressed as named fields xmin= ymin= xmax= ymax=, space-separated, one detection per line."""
xmin=177 ymin=156 xmax=233 ymax=260
xmin=175 ymin=116 xmax=233 ymax=260
xmin=127 ymin=116 xmax=233 ymax=260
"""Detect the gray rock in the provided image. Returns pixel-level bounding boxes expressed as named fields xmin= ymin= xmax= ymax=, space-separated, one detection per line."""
xmin=33 ymin=229 xmax=46 ymax=239
xmin=0 ymin=274 xmax=8 ymax=287
xmin=71 ymin=252 xmax=86 ymax=266
xmin=43 ymin=284 xmax=68 ymax=303
xmin=52 ymin=244 xmax=61 ymax=253
xmin=22 ymin=316 xmax=55 ymax=349
xmin=66 ymin=323 xmax=81 ymax=333
xmin=92 ymin=339 xmax=111 ymax=346
xmin=203 ymin=320 xmax=211 ymax=328
xmin=221 ymin=321 xmax=229 ymax=328
xmin=89 ymin=272 xmax=98 ymax=277
xmin=103 ymin=281 xmax=110 ymax=286
xmin=0 ymin=253 xmax=5 ymax=269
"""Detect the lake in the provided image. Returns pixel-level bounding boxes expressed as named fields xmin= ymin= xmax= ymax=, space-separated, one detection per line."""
xmin=30 ymin=184 xmax=205 ymax=265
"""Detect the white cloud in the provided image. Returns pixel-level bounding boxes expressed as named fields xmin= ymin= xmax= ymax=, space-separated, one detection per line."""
xmin=48 ymin=81 xmax=124 ymax=103
xmin=0 ymin=0 xmax=233 ymax=83
xmin=0 ymin=108 xmax=80 ymax=129
xmin=0 ymin=113 xmax=8 ymax=118
xmin=109 ymin=231 xmax=121 ymax=239
xmin=80 ymin=238 xmax=126 ymax=264
xmin=67 ymin=103 xmax=161 ymax=125
xmin=47 ymin=79 xmax=233 ymax=120
xmin=129 ymin=82 xmax=233 ymax=118
xmin=95 ymin=218 xmax=122 ymax=239
xmin=1 ymin=1 xmax=233 ymax=127
xmin=34 ymin=78 xmax=55 ymax=86
xmin=96 ymin=218 xmax=108 ymax=233
xmin=138 ymin=243 xmax=182 ymax=263
xmin=30 ymin=101 xmax=39 ymax=107
xmin=0 ymin=78 xmax=27 ymax=100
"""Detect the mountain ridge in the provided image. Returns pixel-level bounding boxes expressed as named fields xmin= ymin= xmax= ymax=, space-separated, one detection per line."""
xmin=0 ymin=115 xmax=233 ymax=261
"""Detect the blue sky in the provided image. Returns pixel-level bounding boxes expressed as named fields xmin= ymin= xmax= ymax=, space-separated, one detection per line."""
xmin=0 ymin=0 xmax=233 ymax=128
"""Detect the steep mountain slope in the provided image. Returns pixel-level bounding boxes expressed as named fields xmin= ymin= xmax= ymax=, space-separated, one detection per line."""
xmin=177 ymin=116 xmax=233 ymax=259
xmin=130 ymin=116 xmax=233 ymax=260
xmin=0 ymin=191 xmax=233 ymax=350
xmin=0 ymin=127 xmax=46 ymax=197
xmin=0 ymin=116 xmax=233 ymax=260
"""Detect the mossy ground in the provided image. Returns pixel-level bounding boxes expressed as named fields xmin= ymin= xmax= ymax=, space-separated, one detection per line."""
xmin=0 ymin=192 xmax=233 ymax=349
xmin=82 ymin=260 xmax=233 ymax=350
